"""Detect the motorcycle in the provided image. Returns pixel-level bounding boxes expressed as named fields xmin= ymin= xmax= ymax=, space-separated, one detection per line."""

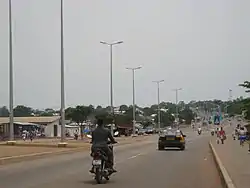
xmin=198 ymin=129 xmax=202 ymax=135
xmin=87 ymin=134 xmax=117 ymax=184
xmin=211 ymin=131 xmax=214 ymax=136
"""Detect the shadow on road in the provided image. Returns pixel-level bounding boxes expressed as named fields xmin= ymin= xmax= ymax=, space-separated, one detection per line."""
xmin=158 ymin=148 xmax=184 ymax=151
xmin=81 ymin=179 xmax=115 ymax=185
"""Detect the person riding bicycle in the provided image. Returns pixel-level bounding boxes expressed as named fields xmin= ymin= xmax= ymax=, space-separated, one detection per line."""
xmin=90 ymin=118 xmax=117 ymax=173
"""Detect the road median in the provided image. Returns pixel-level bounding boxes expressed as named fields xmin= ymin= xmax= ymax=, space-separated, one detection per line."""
xmin=0 ymin=135 xmax=149 ymax=165
xmin=209 ymin=141 xmax=236 ymax=188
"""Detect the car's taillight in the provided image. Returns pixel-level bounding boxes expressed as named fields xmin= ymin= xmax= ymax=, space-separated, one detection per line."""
xmin=175 ymin=136 xmax=182 ymax=141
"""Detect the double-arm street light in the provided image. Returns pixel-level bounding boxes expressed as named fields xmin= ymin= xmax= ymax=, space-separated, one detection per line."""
xmin=100 ymin=41 xmax=123 ymax=136
xmin=153 ymin=80 xmax=164 ymax=130
xmin=126 ymin=66 xmax=142 ymax=136
xmin=173 ymin=88 xmax=182 ymax=126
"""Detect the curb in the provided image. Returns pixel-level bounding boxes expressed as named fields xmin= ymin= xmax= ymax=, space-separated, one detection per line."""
xmin=209 ymin=141 xmax=236 ymax=188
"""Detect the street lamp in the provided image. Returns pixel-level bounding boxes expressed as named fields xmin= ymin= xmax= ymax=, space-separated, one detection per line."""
xmin=59 ymin=0 xmax=67 ymax=146
xmin=7 ymin=0 xmax=15 ymax=144
xmin=173 ymin=88 xmax=182 ymax=126
xmin=126 ymin=66 xmax=142 ymax=136
xmin=229 ymin=89 xmax=232 ymax=101
xmin=100 ymin=41 xmax=123 ymax=136
xmin=153 ymin=80 xmax=164 ymax=131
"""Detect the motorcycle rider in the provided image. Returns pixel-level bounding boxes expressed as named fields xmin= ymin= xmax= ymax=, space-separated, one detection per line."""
xmin=198 ymin=126 xmax=202 ymax=134
xmin=90 ymin=118 xmax=117 ymax=173
xmin=211 ymin=127 xmax=215 ymax=136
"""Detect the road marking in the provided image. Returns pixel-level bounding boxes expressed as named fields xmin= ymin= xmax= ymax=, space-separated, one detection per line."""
xmin=127 ymin=153 xmax=144 ymax=160
xmin=115 ymin=153 xmax=146 ymax=164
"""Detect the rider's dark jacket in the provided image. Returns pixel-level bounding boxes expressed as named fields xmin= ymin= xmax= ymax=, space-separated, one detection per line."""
xmin=91 ymin=126 xmax=116 ymax=147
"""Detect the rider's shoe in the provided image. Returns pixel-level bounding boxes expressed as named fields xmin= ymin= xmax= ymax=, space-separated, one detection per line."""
xmin=89 ymin=167 xmax=94 ymax=173
xmin=108 ymin=167 xmax=117 ymax=173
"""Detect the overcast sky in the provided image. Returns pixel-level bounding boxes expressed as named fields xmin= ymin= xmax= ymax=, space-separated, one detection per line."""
xmin=0 ymin=0 xmax=250 ymax=109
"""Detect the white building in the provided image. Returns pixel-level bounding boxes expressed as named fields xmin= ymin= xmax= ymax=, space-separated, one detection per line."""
xmin=0 ymin=116 xmax=61 ymax=138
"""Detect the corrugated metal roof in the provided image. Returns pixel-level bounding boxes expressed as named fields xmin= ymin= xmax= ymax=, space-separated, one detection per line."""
xmin=0 ymin=116 xmax=60 ymax=125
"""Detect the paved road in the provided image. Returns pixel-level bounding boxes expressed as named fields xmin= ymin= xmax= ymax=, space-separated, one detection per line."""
xmin=0 ymin=130 xmax=222 ymax=188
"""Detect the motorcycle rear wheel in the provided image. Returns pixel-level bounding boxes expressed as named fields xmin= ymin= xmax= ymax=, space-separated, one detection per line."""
xmin=95 ymin=167 xmax=103 ymax=184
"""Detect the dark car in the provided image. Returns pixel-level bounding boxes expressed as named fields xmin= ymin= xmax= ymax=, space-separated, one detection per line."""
xmin=158 ymin=130 xmax=186 ymax=150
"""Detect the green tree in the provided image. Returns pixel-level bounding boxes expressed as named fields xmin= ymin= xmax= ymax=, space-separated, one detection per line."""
xmin=239 ymin=81 xmax=250 ymax=93
xmin=65 ymin=105 xmax=93 ymax=126
xmin=142 ymin=107 xmax=155 ymax=116
xmin=179 ymin=107 xmax=195 ymax=124
xmin=96 ymin=105 xmax=103 ymax=110
xmin=0 ymin=106 xmax=9 ymax=117
xmin=119 ymin=105 xmax=129 ymax=112
xmin=154 ymin=111 xmax=175 ymax=127
xmin=239 ymin=81 xmax=250 ymax=119
xmin=14 ymin=105 xmax=34 ymax=117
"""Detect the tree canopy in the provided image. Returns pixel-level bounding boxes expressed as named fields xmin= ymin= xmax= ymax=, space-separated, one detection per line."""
xmin=0 ymin=102 xmax=195 ymax=127
xmin=1 ymin=80 xmax=249 ymax=124
xmin=239 ymin=81 xmax=250 ymax=119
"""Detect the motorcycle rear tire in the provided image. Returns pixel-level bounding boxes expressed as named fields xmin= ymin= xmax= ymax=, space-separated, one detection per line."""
xmin=95 ymin=167 xmax=103 ymax=184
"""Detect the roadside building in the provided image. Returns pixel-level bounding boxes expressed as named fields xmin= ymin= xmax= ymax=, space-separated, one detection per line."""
xmin=0 ymin=116 xmax=61 ymax=139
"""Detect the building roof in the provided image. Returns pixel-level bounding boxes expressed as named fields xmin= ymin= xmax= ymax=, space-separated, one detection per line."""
xmin=0 ymin=116 xmax=60 ymax=125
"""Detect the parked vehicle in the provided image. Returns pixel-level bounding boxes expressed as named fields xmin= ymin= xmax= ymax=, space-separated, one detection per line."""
xmin=138 ymin=129 xmax=146 ymax=135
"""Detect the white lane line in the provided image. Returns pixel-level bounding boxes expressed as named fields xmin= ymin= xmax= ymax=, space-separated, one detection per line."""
xmin=127 ymin=153 xmax=144 ymax=160
xmin=115 ymin=153 xmax=146 ymax=164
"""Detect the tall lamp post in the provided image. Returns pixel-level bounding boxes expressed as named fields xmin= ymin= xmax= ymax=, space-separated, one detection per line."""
xmin=7 ymin=0 xmax=15 ymax=144
xmin=126 ymin=66 xmax=142 ymax=136
xmin=226 ymin=89 xmax=233 ymax=115
xmin=153 ymin=80 xmax=164 ymax=131
xmin=59 ymin=0 xmax=67 ymax=146
xmin=229 ymin=89 xmax=232 ymax=101
xmin=173 ymin=88 xmax=182 ymax=127
xmin=100 ymin=41 xmax=123 ymax=136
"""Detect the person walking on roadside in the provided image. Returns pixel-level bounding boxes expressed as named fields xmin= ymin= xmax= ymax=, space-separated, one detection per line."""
xmin=246 ymin=131 xmax=250 ymax=153
xmin=217 ymin=127 xmax=226 ymax=144
xmin=220 ymin=127 xmax=226 ymax=144
xmin=239 ymin=127 xmax=247 ymax=146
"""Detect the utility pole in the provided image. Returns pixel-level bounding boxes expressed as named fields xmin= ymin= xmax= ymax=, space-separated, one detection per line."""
xmin=153 ymin=80 xmax=164 ymax=131
xmin=126 ymin=66 xmax=142 ymax=136
xmin=173 ymin=88 xmax=182 ymax=127
xmin=7 ymin=0 xmax=15 ymax=144
xmin=100 ymin=41 xmax=123 ymax=136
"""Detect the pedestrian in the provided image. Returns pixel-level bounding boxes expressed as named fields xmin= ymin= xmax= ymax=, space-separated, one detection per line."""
xmin=239 ymin=127 xmax=247 ymax=146
xmin=217 ymin=127 xmax=226 ymax=144
xmin=246 ymin=131 xmax=250 ymax=153
xmin=29 ymin=130 xmax=34 ymax=142
xmin=22 ymin=130 xmax=26 ymax=141
xmin=216 ymin=127 xmax=220 ymax=144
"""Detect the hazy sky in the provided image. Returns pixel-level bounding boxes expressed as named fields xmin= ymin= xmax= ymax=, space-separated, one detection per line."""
xmin=0 ymin=0 xmax=250 ymax=109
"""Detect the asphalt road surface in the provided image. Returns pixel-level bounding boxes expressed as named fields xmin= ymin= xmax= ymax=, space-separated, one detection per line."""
xmin=0 ymin=130 xmax=222 ymax=188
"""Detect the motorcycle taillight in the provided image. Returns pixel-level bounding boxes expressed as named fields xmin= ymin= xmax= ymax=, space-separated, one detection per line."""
xmin=93 ymin=152 xmax=101 ymax=159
